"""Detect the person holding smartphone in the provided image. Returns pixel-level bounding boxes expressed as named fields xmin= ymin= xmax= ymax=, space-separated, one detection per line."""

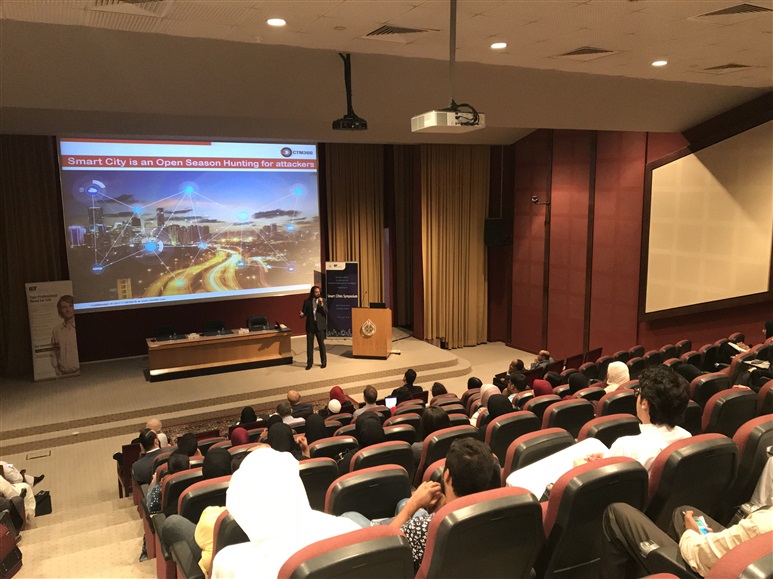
xmin=600 ymin=502 xmax=772 ymax=577
xmin=299 ymin=285 xmax=327 ymax=370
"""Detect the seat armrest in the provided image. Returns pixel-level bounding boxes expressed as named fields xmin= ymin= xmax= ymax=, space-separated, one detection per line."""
xmin=645 ymin=543 xmax=701 ymax=579
xmin=170 ymin=540 xmax=206 ymax=579
xmin=152 ymin=513 xmax=167 ymax=538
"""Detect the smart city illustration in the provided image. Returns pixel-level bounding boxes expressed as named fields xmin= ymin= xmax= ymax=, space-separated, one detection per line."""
xmin=61 ymin=170 xmax=320 ymax=305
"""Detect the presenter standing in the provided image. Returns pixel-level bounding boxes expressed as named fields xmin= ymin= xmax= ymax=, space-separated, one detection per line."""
xmin=300 ymin=285 xmax=327 ymax=370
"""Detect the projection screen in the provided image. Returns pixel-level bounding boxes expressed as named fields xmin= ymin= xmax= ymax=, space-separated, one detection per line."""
xmin=58 ymin=138 xmax=320 ymax=312
xmin=643 ymin=121 xmax=772 ymax=316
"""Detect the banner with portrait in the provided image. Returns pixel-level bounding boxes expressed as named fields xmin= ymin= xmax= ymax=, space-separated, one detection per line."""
xmin=325 ymin=262 xmax=359 ymax=338
xmin=26 ymin=280 xmax=80 ymax=381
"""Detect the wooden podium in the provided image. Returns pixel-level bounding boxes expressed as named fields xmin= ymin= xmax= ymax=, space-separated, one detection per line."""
xmin=352 ymin=307 xmax=392 ymax=359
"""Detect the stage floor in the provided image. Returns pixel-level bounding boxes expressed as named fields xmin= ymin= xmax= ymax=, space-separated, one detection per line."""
xmin=1 ymin=335 xmax=531 ymax=454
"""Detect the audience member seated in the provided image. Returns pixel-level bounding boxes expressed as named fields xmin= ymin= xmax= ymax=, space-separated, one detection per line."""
xmin=391 ymin=369 xmax=423 ymax=403
xmin=132 ymin=428 xmax=163 ymax=486
xmin=391 ymin=438 xmax=500 ymax=571
xmin=266 ymin=423 xmax=308 ymax=461
xmin=430 ymin=382 xmax=448 ymax=399
xmin=277 ymin=402 xmax=305 ymax=428
xmin=601 ymin=503 xmax=772 ymax=578
xmin=303 ymin=414 xmax=328 ymax=445
xmin=532 ymin=379 xmax=554 ymax=398
xmin=0 ymin=460 xmax=44 ymax=488
xmin=544 ymin=372 xmax=561 ymax=389
xmin=287 ymin=390 xmax=313 ymax=419
xmin=229 ymin=427 xmax=249 ymax=447
xmin=146 ymin=418 xmax=170 ymax=448
xmin=328 ymin=386 xmax=356 ymax=414
xmin=160 ymin=453 xmax=246 ymax=579
xmin=478 ymin=394 xmax=514 ymax=430
xmin=177 ymin=433 xmax=203 ymax=459
xmin=236 ymin=406 xmax=257 ymax=426
xmin=211 ymin=448 xmax=360 ymax=578
xmin=505 ymin=373 xmax=528 ymax=402
xmin=0 ymin=470 xmax=34 ymax=526
xmin=337 ymin=412 xmax=385 ymax=475
xmin=604 ymin=362 xmax=630 ymax=393
xmin=470 ymin=384 xmax=499 ymax=424
xmin=566 ymin=373 xmax=590 ymax=398
xmin=510 ymin=358 xmax=525 ymax=374
xmin=467 ymin=376 xmax=483 ymax=390
xmin=353 ymin=385 xmax=379 ymax=418
xmin=411 ymin=407 xmax=452 ymax=466
xmin=318 ymin=399 xmax=342 ymax=418
xmin=530 ymin=350 xmax=555 ymax=370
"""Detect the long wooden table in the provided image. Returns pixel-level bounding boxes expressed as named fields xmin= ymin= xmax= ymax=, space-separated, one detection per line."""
xmin=146 ymin=328 xmax=293 ymax=379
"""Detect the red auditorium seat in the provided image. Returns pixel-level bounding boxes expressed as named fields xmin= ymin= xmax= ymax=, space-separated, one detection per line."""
xmin=701 ymin=388 xmax=758 ymax=438
xmin=596 ymin=356 xmax=613 ymax=380
xmin=627 ymin=357 xmax=647 ymax=380
xmin=680 ymin=350 xmax=702 ymax=368
xmin=460 ymin=388 xmax=480 ymax=409
xmin=308 ymin=436 xmax=358 ymax=460
xmin=474 ymin=409 xmax=489 ymax=429
xmin=628 ymin=345 xmax=645 ymax=359
xmin=689 ymin=372 xmax=731 ymax=408
xmin=116 ymin=442 xmax=141 ymax=499
xmin=211 ymin=510 xmax=248 ymax=565
xmin=645 ymin=434 xmax=737 ymax=531
xmin=501 ymin=428 xmax=575 ymax=484
xmin=246 ymin=429 xmax=265 ymax=442
xmin=577 ymin=414 xmax=641 ymax=448
xmin=699 ymin=343 xmax=719 ymax=372
xmin=448 ymin=414 xmax=471 ymax=427
xmin=350 ymin=440 xmax=414 ymax=479
xmin=209 ymin=440 xmax=232 ymax=452
xmin=537 ymin=457 xmax=648 ymax=578
xmin=575 ymin=386 xmax=606 ymax=403
xmin=523 ymin=394 xmax=562 ymax=422
xmin=560 ymin=369 xmax=578 ymax=383
xmin=430 ymin=394 xmax=459 ymax=406
xmin=384 ymin=412 xmax=420 ymax=432
xmin=333 ymin=424 xmax=356 ymax=438
xmin=553 ymin=385 xmax=570 ymax=397
xmin=660 ymin=344 xmax=678 ymax=361
xmin=726 ymin=415 xmax=773 ymax=514
xmin=437 ymin=403 xmax=466 ymax=416
xmin=596 ymin=389 xmax=637 ymax=417
xmin=727 ymin=331 xmax=745 ymax=344
xmin=323 ymin=420 xmax=342 ymax=437
xmin=383 ymin=424 xmax=418 ymax=445
xmin=721 ymin=350 xmax=758 ymax=386
xmin=675 ymin=339 xmax=692 ymax=358
xmin=326 ymin=412 xmax=353 ymax=426
xmin=413 ymin=425 xmax=479 ymax=486
xmin=579 ymin=362 xmax=598 ymax=381
xmin=325 ymin=465 xmax=411 ymax=519
xmin=369 ymin=405 xmax=392 ymax=421
xmin=395 ymin=404 xmax=425 ymax=417
xmin=484 ymin=411 xmax=540 ymax=467
xmin=682 ymin=400 xmax=703 ymax=435
xmin=704 ymin=531 xmax=773 ymax=579
xmin=298 ymin=458 xmax=339 ymax=512
xmin=415 ymin=487 xmax=543 ymax=579
xmin=758 ymin=380 xmax=773 ymax=415
xmin=512 ymin=390 xmax=534 ymax=410
xmin=279 ymin=526 xmax=414 ymax=579
xmin=541 ymin=399 xmax=595 ymax=439
xmin=643 ymin=350 xmax=663 ymax=367
xmin=197 ymin=437 xmax=226 ymax=455
xmin=422 ymin=459 xmax=445 ymax=484
xmin=151 ymin=449 xmax=177 ymax=473
xmin=465 ymin=393 xmax=482 ymax=415
xmin=662 ymin=358 xmax=681 ymax=369
xmin=227 ymin=442 xmax=264 ymax=460
xmin=613 ymin=350 xmax=630 ymax=364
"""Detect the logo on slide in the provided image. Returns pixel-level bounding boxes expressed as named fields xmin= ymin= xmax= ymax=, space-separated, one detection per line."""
xmin=280 ymin=147 xmax=293 ymax=158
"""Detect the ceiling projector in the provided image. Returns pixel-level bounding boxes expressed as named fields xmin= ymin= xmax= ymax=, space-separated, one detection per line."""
xmin=411 ymin=109 xmax=486 ymax=133
xmin=332 ymin=113 xmax=368 ymax=131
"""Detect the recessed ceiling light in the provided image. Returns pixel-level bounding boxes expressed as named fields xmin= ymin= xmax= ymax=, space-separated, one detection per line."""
xmin=491 ymin=42 xmax=507 ymax=50
xmin=267 ymin=18 xmax=286 ymax=27
xmin=652 ymin=60 xmax=668 ymax=67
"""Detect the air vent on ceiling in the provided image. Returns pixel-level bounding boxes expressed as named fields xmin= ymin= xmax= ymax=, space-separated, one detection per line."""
xmin=700 ymin=63 xmax=753 ymax=75
xmin=555 ymin=46 xmax=617 ymax=62
xmin=363 ymin=25 xmax=436 ymax=44
xmin=698 ymin=3 xmax=772 ymax=16
xmin=91 ymin=0 xmax=170 ymax=17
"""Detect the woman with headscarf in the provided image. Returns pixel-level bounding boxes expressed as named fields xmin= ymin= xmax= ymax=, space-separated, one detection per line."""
xmin=566 ymin=372 xmax=590 ymax=398
xmin=532 ymin=379 xmax=554 ymax=398
xmin=470 ymin=384 xmax=499 ymax=425
xmin=478 ymin=394 xmax=514 ymax=430
xmin=329 ymin=386 xmax=356 ymax=413
xmin=412 ymin=407 xmax=451 ymax=466
xmin=604 ymin=362 xmax=630 ymax=393
xmin=303 ymin=414 xmax=328 ymax=445
xmin=230 ymin=427 xmax=249 ymax=447
xmin=544 ymin=372 xmax=562 ymax=389
xmin=337 ymin=411 xmax=385 ymax=475
xmin=267 ymin=423 xmax=308 ymax=461
xmin=211 ymin=447 xmax=360 ymax=578
xmin=202 ymin=447 xmax=233 ymax=479
xmin=237 ymin=406 xmax=257 ymax=426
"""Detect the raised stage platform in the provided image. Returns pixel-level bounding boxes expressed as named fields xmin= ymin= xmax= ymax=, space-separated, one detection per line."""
xmin=0 ymin=331 xmax=497 ymax=454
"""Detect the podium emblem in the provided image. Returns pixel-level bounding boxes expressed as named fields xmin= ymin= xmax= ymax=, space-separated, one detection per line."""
xmin=361 ymin=319 xmax=377 ymax=337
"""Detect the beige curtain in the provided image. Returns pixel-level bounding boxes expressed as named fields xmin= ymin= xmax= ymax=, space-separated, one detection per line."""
xmin=421 ymin=145 xmax=489 ymax=348
xmin=326 ymin=144 xmax=384 ymax=304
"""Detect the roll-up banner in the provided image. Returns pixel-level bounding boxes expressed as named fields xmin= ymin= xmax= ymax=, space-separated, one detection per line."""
xmin=325 ymin=262 xmax=359 ymax=338
xmin=26 ymin=281 xmax=80 ymax=381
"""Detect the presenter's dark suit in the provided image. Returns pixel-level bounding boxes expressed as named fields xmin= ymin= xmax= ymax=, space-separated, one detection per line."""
xmin=301 ymin=297 xmax=327 ymax=368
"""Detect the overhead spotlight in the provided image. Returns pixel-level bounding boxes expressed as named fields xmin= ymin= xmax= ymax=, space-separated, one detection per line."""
xmin=332 ymin=53 xmax=368 ymax=131
xmin=652 ymin=60 xmax=668 ymax=67
xmin=267 ymin=18 xmax=286 ymax=27
xmin=531 ymin=195 xmax=550 ymax=206
xmin=491 ymin=42 xmax=507 ymax=50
